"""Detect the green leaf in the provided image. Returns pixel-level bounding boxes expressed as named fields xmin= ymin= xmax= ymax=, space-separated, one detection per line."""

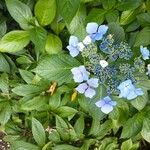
xmin=86 ymin=8 xmax=106 ymax=24
xmin=19 ymin=69 xmax=34 ymax=84
xmin=141 ymin=118 xmax=150 ymax=143
xmin=134 ymin=27 xmax=150 ymax=47
xmin=131 ymin=91 xmax=148 ymax=110
xmin=74 ymin=115 xmax=84 ymax=137
xmin=108 ymin=22 xmax=125 ymax=43
xmin=30 ymin=27 xmax=47 ymax=53
xmin=0 ymin=53 xmax=10 ymax=73
xmin=126 ymin=21 xmax=140 ymax=32
xmin=57 ymin=0 xmax=81 ymax=24
xmin=12 ymin=84 xmax=44 ymax=97
xmin=53 ymin=144 xmax=79 ymax=150
xmin=56 ymin=106 xmax=78 ymax=118
xmin=32 ymin=118 xmax=46 ymax=146
xmin=0 ymin=30 xmax=30 ymax=53
xmin=121 ymin=139 xmax=133 ymax=150
xmin=6 ymin=0 xmax=33 ymax=30
xmin=101 ymin=0 xmax=116 ymax=10
xmin=45 ymin=34 xmax=62 ymax=54
xmin=20 ymin=96 xmax=47 ymax=111
xmin=34 ymin=54 xmax=81 ymax=85
xmin=48 ymin=129 xmax=61 ymax=143
xmin=55 ymin=115 xmax=70 ymax=141
xmin=80 ymin=139 xmax=96 ymax=150
xmin=116 ymin=0 xmax=142 ymax=11
xmin=0 ymin=20 xmax=7 ymax=38
xmin=121 ymin=113 xmax=143 ymax=138
xmin=0 ymin=102 xmax=11 ymax=125
xmin=137 ymin=13 xmax=150 ymax=26
xmin=105 ymin=10 xmax=119 ymax=23
xmin=34 ymin=0 xmax=56 ymax=26
xmin=0 ymin=73 xmax=9 ymax=93
xmin=11 ymin=141 xmax=40 ymax=150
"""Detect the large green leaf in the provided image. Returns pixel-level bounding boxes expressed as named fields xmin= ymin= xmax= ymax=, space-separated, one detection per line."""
xmin=141 ymin=118 xmax=150 ymax=143
xmin=134 ymin=27 xmax=150 ymax=47
xmin=6 ymin=0 xmax=33 ymax=30
xmin=57 ymin=0 xmax=81 ymax=24
xmin=137 ymin=13 xmax=150 ymax=26
xmin=0 ymin=30 xmax=30 ymax=53
xmin=121 ymin=113 xmax=143 ymax=138
xmin=32 ymin=118 xmax=46 ymax=146
xmin=0 ymin=53 xmax=10 ymax=73
xmin=34 ymin=0 xmax=56 ymax=26
xmin=34 ymin=54 xmax=81 ymax=85
xmin=101 ymin=0 xmax=116 ymax=10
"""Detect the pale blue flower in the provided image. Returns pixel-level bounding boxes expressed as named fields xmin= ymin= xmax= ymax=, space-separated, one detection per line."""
xmin=117 ymin=79 xmax=144 ymax=100
xmin=76 ymin=78 xmax=99 ymax=98
xmin=67 ymin=36 xmax=85 ymax=57
xmin=140 ymin=45 xmax=150 ymax=60
xmin=86 ymin=22 xmax=108 ymax=41
xmin=95 ymin=96 xmax=117 ymax=114
xmin=71 ymin=66 xmax=90 ymax=83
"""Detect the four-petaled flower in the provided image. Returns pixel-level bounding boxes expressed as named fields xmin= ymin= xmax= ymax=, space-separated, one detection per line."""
xmin=76 ymin=78 xmax=99 ymax=98
xmin=95 ymin=96 xmax=117 ymax=114
xmin=140 ymin=45 xmax=150 ymax=60
xmin=71 ymin=66 xmax=90 ymax=83
xmin=117 ymin=79 xmax=144 ymax=100
xmin=86 ymin=22 xmax=108 ymax=41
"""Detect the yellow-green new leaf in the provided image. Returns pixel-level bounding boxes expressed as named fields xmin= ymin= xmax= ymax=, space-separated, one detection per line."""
xmin=35 ymin=0 xmax=56 ymax=26
xmin=45 ymin=34 xmax=62 ymax=54
xmin=0 ymin=30 xmax=30 ymax=53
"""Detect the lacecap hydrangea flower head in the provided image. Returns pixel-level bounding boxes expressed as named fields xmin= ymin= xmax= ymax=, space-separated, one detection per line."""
xmin=67 ymin=22 xmax=149 ymax=114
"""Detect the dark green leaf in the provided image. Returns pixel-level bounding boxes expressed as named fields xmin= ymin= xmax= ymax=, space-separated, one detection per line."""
xmin=0 ymin=20 xmax=7 ymax=38
xmin=101 ymin=0 xmax=116 ymax=10
xmin=137 ymin=13 xmax=150 ymax=26
xmin=6 ymin=0 xmax=33 ymax=30
xmin=0 ymin=53 xmax=10 ymax=73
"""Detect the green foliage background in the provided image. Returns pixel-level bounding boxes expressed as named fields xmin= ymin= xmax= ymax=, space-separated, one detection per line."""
xmin=0 ymin=0 xmax=150 ymax=149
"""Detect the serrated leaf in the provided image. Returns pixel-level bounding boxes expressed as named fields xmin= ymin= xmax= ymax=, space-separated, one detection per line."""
xmin=6 ymin=0 xmax=33 ymax=30
xmin=35 ymin=0 xmax=56 ymax=26
xmin=108 ymin=22 xmax=125 ymax=43
xmin=34 ymin=54 xmax=81 ymax=85
xmin=134 ymin=27 xmax=150 ymax=47
xmin=45 ymin=34 xmax=62 ymax=54
xmin=141 ymin=118 xmax=150 ymax=143
xmin=57 ymin=0 xmax=81 ymax=24
xmin=0 ymin=30 xmax=30 ymax=53
xmin=121 ymin=113 xmax=143 ymax=138
xmin=32 ymin=118 xmax=46 ymax=146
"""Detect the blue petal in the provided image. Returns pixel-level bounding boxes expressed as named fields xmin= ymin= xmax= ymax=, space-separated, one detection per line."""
xmin=94 ymin=33 xmax=103 ymax=40
xmin=67 ymin=46 xmax=79 ymax=57
xmin=87 ymin=78 xmax=99 ymax=88
xmin=103 ymin=96 xmax=112 ymax=103
xmin=69 ymin=36 xmax=79 ymax=47
xmin=119 ymin=88 xmax=130 ymax=98
xmin=101 ymin=104 xmax=113 ymax=114
xmin=71 ymin=67 xmax=84 ymax=83
xmin=86 ymin=22 xmax=98 ymax=34
xmin=135 ymin=88 xmax=144 ymax=96
xmin=76 ymin=83 xmax=88 ymax=94
xmin=97 ymin=25 xmax=108 ymax=35
xmin=79 ymin=66 xmax=90 ymax=81
xmin=84 ymin=87 xmax=96 ymax=98
xmin=127 ymin=90 xmax=137 ymax=100
xmin=140 ymin=46 xmax=150 ymax=60
xmin=95 ymin=100 xmax=105 ymax=107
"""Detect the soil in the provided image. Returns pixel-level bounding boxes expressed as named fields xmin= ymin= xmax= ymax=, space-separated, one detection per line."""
xmin=0 ymin=132 xmax=10 ymax=150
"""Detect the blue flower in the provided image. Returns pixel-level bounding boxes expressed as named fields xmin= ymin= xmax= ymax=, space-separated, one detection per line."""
xmin=86 ymin=22 xmax=108 ymax=41
xmin=76 ymin=78 xmax=99 ymax=98
xmin=95 ymin=96 xmax=117 ymax=114
xmin=67 ymin=36 xmax=85 ymax=57
xmin=140 ymin=46 xmax=150 ymax=60
xmin=117 ymin=79 xmax=144 ymax=100
xmin=71 ymin=66 xmax=90 ymax=83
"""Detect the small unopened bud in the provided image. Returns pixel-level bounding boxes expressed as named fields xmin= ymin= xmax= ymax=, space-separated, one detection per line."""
xmin=99 ymin=60 xmax=108 ymax=68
